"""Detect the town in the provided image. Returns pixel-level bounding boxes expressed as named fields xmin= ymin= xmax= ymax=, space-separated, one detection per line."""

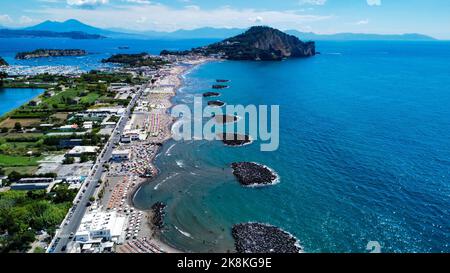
xmin=0 ymin=52 xmax=208 ymax=253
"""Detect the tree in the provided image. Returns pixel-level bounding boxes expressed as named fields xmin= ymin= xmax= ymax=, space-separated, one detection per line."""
xmin=0 ymin=71 xmax=7 ymax=87
xmin=62 ymin=157 xmax=75 ymax=165
xmin=14 ymin=122 xmax=22 ymax=131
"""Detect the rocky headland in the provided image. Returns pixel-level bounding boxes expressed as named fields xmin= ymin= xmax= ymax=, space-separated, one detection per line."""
xmin=161 ymin=26 xmax=315 ymax=61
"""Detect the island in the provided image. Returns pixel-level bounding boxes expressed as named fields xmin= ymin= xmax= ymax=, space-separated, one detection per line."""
xmin=102 ymin=53 xmax=169 ymax=68
xmin=218 ymin=133 xmax=252 ymax=146
xmin=207 ymin=100 xmax=225 ymax=107
xmin=231 ymin=162 xmax=279 ymax=186
xmin=161 ymin=26 xmax=316 ymax=61
xmin=15 ymin=49 xmax=87 ymax=60
xmin=212 ymin=84 xmax=229 ymax=89
xmin=0 ymin=56 xmax=7 ymax=66
xmin=203 ymin=92 xmax=220 ymax=97
xmin=232 ymin=223 xmax=303 ymax=253
xmin=214 ymin=115 xmax=238 ymax=124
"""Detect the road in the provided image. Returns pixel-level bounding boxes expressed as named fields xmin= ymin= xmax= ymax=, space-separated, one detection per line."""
xmin=49 ymin=84 xmax=147 ymax=253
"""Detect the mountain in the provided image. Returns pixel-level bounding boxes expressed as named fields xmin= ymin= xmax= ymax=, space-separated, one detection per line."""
xmin=286 ymin=30 xmax=436 ymax=41
xmin=161 ymin=26 xmax=315 ymax=61
xmin=0 ymin=29 xmax=104 ymax=39
xmin=26 ymin=19 xmax=111 ymax=35
xmin=22 ymin=19 xmax=438 ymax=41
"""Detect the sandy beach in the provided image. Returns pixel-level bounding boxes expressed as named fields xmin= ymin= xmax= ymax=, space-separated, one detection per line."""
xmin=100 ymin=57 xmax=213 ymax=253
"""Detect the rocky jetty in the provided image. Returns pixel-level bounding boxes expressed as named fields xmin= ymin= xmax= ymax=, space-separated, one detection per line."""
xmin=0 ymin=57 xmax=7 ymax=66
xmin=203 ymin=92 xmax=220 ymax=97
xmin=207 ymin=100 xmax=225 ymax=107
xmin=150 ymin=202 xmax=166 ymax=229
xmin=214 ymin=115 xmax=238 ymax=124
xmin=218 ymin=133 xmax=252 ymax=146
xmin=161 ymin=26 xmax=315 ymax=61
xmin=212 ymin=84 xmax=229 ymax=89
xmin=232 ymin=223 xmax=302 ymax=253
xmin=231 ymin=162 xmax=278 ymax=186
xmin=15 ymin=49 xmax=87 ymax=60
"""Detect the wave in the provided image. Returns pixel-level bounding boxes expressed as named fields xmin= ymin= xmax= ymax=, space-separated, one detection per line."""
xmin=176 ymin=160 xmax=185 ymax=168
xmin=153 ymin=173 xmax=179 ymax=190
xmin=165 ymin=143 xmax=177 ymax=156
xmin=174 ymin=225 xmax=194 ymax=239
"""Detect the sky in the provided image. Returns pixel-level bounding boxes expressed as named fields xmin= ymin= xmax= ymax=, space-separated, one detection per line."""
xmin=0 ymin=0 xmax=449 ymax=39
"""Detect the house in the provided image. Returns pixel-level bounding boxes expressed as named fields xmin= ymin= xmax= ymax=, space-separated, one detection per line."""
xmin=28 ymin=100 xmax=41 ymax=106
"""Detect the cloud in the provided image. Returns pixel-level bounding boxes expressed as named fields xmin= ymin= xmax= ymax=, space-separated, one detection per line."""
xmin=67 ymin=0 xmax=109 ymax=9
xmin=299 ymin=0 xmax=327 ymax=5
xmin=123 ymin=0 xmax=151 ymax=4
xmin=249 ymin=16 xmax=264 ymax=24
xmin=30 ymin=4 xmax=332 ymax=31
xmin=356 ymin=19 xmax=369 ymax=25
xmin=0 ymin=14 xmax=13 ymax=24
xmin=367 ymin=0 xmax=381 ymax=6
xmin=19 ymin=16 xmax=34 ymax=25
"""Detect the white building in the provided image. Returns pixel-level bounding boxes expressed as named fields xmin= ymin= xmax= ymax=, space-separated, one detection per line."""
xmin=67 ymin=146 xmax=99 ymax=157
xmin=111 ymin=150 xmax=130 ymax=161
xmin=75 ymin=208 xmax=126 ymax=244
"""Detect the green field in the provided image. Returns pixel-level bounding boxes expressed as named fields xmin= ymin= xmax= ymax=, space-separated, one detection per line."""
xmin=0 ymin=154 xmax=43 ymax=167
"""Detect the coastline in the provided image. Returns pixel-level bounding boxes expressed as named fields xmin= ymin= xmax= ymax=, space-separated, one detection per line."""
xmin=126 ymin=57 xmax=215 ymax=253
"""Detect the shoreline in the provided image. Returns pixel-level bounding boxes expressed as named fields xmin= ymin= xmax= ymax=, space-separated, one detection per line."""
xmin=126 ymin=57 xmax=215 ymax=253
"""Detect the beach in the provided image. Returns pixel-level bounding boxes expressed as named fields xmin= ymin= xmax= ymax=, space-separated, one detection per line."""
xmin=99 ymin=57 xmax=213 ymax=253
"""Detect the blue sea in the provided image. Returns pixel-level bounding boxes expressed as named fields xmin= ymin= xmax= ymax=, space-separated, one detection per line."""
xmin=1 ymin=38 xmax=449 ymax=253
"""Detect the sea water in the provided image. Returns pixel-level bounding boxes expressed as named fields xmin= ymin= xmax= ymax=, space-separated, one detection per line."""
xmin=133 ymin=41 xmax=450 ymax=253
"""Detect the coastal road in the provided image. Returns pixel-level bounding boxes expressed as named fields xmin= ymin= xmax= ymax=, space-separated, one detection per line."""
xmin=49 ymin=84 xmax=147 ymax=253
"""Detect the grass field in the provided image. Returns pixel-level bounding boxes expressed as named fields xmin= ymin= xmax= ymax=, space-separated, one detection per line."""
xmin=0 ymin=154 xmax=44 ymax=167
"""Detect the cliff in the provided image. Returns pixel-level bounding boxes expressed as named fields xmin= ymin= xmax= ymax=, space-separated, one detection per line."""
xmin=16 ymin=49 xmax=87 ymax=60
xmin=161 ymin=26 xmax=316 ymax=61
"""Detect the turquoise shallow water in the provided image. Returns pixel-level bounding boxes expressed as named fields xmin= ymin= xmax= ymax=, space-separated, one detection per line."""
xmin=0 ymin=88 xmax=44 ymax=117
xmin=133 ymin=41 xmax=450 ymax=253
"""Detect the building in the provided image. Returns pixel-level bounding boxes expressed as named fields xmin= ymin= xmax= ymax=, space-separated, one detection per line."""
xmin=66 ymin=146 xmax=99 ymax=157
xmin=28 ymin=100 xmax=41 ymax=106
xmin=59 ymin=139 xmax=83 ymax=148
xmin=11 ymin=183 xmax=51 ymax=191
xmin=18 ymin=177 xmax=54 ymax=184
xmin=74 ymin=208 xmax=126 ymax=244
xmin=83 ymin=121 xmax=94 ymax=129
xmin=111 ymin=150 xmax=130 ymax=162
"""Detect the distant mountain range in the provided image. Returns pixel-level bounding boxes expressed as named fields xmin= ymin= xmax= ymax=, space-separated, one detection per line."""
xmin=0 ymin=19 xmax=438 ymax=41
